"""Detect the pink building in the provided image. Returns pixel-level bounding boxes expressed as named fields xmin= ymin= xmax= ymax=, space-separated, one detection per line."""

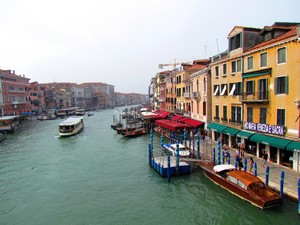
xmin=0 ymin=69 xmax=31 ymax=115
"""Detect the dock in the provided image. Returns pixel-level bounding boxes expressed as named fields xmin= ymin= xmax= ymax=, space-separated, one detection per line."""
xmin=150 ymin=156 xmax=190 ymax=177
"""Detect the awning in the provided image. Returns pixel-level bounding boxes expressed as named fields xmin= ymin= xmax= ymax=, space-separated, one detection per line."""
xmin=236 ymin=130 xmax=254 ymax=139
xmin=242 ymin=69 xmax=271 ymax=79
xmin=223 ymin=127 xmax=240 ymax=136
xmin=155 ymin=119 xmax=190 ymax=132
xmin=171 ymin=115 xmax=184 ymax=121
xmin=207 ymin=122 xmax=227 ymax=133
xmin=286 ymin=141 xmax=300 ymax=152
xmin=249 ymin=133 xmax=292 ymax=149
xmin=183 ymin=118 xmax=204 ymax=128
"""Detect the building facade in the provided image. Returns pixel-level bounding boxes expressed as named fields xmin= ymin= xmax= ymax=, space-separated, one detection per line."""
xmin=208 ymin=22 xmax=300 ymax=171
xmin=0 ymin=69 xmax=31 ymax=115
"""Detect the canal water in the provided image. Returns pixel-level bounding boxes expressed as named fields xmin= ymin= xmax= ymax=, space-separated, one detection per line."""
xmin=0 ymin=109 xmax=298 ymax=225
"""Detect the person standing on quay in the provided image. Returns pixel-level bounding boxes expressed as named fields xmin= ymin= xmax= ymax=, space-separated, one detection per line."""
xmin=248 ymin=157 xmax=254 ymax=173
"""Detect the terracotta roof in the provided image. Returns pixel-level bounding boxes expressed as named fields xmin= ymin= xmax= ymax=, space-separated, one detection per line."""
xmin=246 ymin=25 xmax=299 ymax=52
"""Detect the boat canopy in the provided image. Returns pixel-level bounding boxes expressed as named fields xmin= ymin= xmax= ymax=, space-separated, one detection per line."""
xmin=213 ymin=164 xmax=236 ymax=173
xmin=227 ymin=170 xmax=262 ymax=187
xmin=59 ymin=117 xmax=83 ymax=126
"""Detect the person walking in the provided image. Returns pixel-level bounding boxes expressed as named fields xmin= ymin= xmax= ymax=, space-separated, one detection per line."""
xmin=262 ymin=152 xmax=268 ymax=167
xmin=248 ymin=157 xmax=254 ymax=173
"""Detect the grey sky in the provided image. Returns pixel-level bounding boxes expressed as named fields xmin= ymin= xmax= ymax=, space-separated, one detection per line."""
xmin=0 ymin=0 xmax=298 ymax=94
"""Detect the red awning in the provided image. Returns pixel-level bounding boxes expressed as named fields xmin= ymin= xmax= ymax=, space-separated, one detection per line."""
xmin=183 ymin=118 xmax=204 ymax=128
xmin=155 ymin=119 xmax=190 ymax=131
xmin=171 ymin=115 xmax=184 ymax=121
xmin=178 ymin=117 xmax=189 ymax=122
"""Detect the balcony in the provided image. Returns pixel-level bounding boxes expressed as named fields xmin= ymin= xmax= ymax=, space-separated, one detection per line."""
xmin=183 ymin=93 xmax=191 ymax=98
xmin=240 ymin=91 xmax=269 ymax=103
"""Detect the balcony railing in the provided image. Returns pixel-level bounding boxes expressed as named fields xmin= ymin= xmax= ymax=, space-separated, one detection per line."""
xmin=240 ymin=91 xmax=269 ymax=103
xmin=183 ymin=93 xmax=190 ymax=98
xmin=229 ymin=118 xmax=243 ymax=125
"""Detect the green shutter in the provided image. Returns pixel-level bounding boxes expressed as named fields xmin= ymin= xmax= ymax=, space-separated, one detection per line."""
xmin=275 ymin=77 xmax=278 ymax=94
xmin=285 ymin=76 xmax=289 ymax=94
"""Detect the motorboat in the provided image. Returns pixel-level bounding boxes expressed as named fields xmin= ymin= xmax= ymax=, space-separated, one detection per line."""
xmin=75 ymin=108 xmax=85 ymax=116
xmin=123 ymin=127 xmax=146 ymax=137
xmin=58 ymin=117 xmax=84 ymax=137
xmin=163 ymin=143 xmax=190 ymax=157
xmin=198 ymin=161 xmax=282 ymax=209
xmin=0 ymin=116 xmax=23 ymax=133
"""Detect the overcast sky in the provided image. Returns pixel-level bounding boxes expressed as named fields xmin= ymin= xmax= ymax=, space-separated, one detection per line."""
xmin=0 ymin=0 xmax=299 ymax=94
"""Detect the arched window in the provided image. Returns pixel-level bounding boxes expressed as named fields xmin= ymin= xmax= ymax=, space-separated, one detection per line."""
xmin=203 ymin=77 xmax=207 ymax=92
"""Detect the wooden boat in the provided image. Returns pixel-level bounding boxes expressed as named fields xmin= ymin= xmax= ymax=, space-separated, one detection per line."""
xmin=199 ymin=161 xmax=282 ymax=209
xmin=0 ymin=116 xmax=23 ymax=133
xmin=123 ymin=127 xmax=146 ymax=137
xmin=163 ymin=143 xmax=190 ymax=157
xmin=58 ymin=117 xmax=84 ymax=137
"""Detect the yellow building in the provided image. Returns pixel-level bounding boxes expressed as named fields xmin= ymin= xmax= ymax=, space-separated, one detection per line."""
xmin=208 ymin=22 xmax=300 ymax=171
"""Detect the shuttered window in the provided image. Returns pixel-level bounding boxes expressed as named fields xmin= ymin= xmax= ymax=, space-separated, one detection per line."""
xmin=275 ymin=76 xmax=288 ymax=94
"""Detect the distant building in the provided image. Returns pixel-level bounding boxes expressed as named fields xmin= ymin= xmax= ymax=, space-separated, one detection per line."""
xmin=0 ymin=69 xmax=31 ymax=115
xmin=29 ymin=82 xmax=45 ymax=113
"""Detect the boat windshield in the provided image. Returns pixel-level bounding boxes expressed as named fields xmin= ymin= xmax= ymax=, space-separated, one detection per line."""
xmin=249 ymin=182 xmax=266 ymax=195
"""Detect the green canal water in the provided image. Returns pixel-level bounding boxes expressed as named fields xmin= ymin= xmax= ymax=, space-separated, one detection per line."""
xmin=0 ymin=109 xmax=299 ymax=225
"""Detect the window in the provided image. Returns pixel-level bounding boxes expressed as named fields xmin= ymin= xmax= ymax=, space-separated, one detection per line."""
xmin=231 ymin=106 xmax=242 ymax=124
xmin=215 ymin=105 xmax=219 ymax=119
xmin=203 ymin=101 xmax=206 ymax=116
xmin=246 ymin=80 xmax=255 ymax=95
xmin=231 ymin=59 xmax=241 ymax=73
xmin=275 ymin=76 xmax=288 ymax=94
xmin=237 ymin=60 xmax=242 ymax=72
xmin=247 ymin=107 xmax=253 ymax=122
xmin=203 ymin=77 xmax=206 ymax=92
xmin=229 ymin=82 xmax=242 ymax=96
xmin=229 ymin=33 xmax=242 ymax=51
xmin=277 ymin=47 xmax=286 ymax=64
xmin=247 ymin=56 xmax=253 ymax=70
xmin=260 ymin=108 xmax=267 ymax=124
xmin=277 ymin=109 xmax=285 ymax=126
xmin=223 ymin=64 xmax=227 ymax=75
xmin=231 ymin=61 xmax=236 ymax=73
xmin=215 ymin=66 xmax=219 ymax=77
xmin=260 ymin=52 xmax=268 ymax=67
xmin=220 ymin=84 xmax=228 ymax=96
xmin=213 ymin=85 xmax=220 ymax=96
xmin=223 ymin=106 xmax=227 ymax=120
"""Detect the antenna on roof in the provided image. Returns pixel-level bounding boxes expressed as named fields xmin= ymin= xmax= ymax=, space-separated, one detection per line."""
xmin=216 ymin=39 xmax=220 ymax=55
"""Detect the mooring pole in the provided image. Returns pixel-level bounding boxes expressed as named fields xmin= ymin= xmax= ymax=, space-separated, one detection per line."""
xmin=265 ymin=166 xmax=270 ymax=187
xmin=280 ymin=171 xmax=285 ymax=197
xmin=243 ymin=158 xmax=247 ymax=172
xmin=148 ymin=143 xmax=152 ymax=165
xmin=254 ymin=162 xmax=257 ymax=176
xmin=228 ymin=152 xmax=231 ymax=165
xmin=213 ymin=147 xmax=216 ymax=165
xmin=176 ymin=144 xmax=180 ymax=176
xmin=167 ymin=156 xmax=171 ymax=182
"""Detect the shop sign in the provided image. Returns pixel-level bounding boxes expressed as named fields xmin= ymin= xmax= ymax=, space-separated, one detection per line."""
xmin=244 ymin=122 xmax=285 ymax=136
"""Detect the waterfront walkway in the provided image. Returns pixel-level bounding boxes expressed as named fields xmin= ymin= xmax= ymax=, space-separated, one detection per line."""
xmin=188 ymin=138 xmax=300 ymax=201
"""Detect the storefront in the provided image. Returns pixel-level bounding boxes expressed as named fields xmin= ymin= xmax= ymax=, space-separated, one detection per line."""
xmin=207 ymin=122 xmax=227 ymax=142
xmin=249 ymin=133 xmax=293 ymax=168
xmin=286 ymin=141 xmax=300 ymax=172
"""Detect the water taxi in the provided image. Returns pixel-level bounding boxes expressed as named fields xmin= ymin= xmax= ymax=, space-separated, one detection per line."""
xmin=75 ymin=108 xmax=85 ymax=116
xmin=58 ymin=117 xmax=84 ymax=137
xmin=199 ymin=161 xmax=282 ymax=209
xmin=163 ymin=143 xmax=190 ymax=157
xmin=0 ymin=116 xmax=23 ymax=133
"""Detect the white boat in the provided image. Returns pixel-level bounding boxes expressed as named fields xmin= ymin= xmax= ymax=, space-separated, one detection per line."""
xmin=163 ymin=143 xmax=190 ymax=157
xmin=75 ymin=108 xmax=85 ymax=116
xmin=58 ymin=117 xmax=84 ymax=137
xmin=0 ymin=116 xmax=23 ymax=133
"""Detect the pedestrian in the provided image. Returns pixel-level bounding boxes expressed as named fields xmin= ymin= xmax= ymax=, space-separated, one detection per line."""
xmin=223 ymin=145 xmax=228 ymax=163
xmin=248 ymin=157 xmax=254 ymax=173
xmin=238 ymin=157 xmax=243 ymax=171
xmin=262 ymin=152 xmax=268 ymax=167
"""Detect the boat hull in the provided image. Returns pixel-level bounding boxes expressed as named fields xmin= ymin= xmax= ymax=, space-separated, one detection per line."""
xmin=199 ymin=161 xmax=282 ymax=209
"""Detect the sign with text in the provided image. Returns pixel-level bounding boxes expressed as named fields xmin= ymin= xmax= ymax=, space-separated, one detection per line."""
xmin=244 ymin=122 xmax=285 ymax=136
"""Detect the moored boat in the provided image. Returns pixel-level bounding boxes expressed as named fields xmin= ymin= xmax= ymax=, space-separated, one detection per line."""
xmin=0 ymin=116 xmax=23 ymax=133
xmin=75 ymin=108 xmax=85 ymax=116
xmin=163 ymin=143 xmax=190 ymax=157
xmin=199 ymin=161 xmax=282 ymax=209
xmin=58 ymin=117 xmax=84 ymax=137
xmin=123 ymin=127 xmax=146 ymax=137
